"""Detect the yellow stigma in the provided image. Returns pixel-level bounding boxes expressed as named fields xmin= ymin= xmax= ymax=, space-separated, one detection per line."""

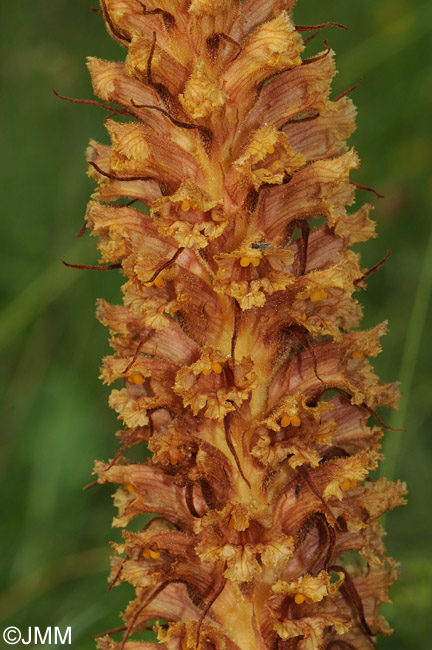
xmin=240 ymin=256 xmax=261 ymax=268
xmin=128 ymin=373 xmax=144 ymax=385
xmin=352 ymin=351 xmax=364 ymax=360
xmin=124 ymin=483 xmax=136 ymax=493
xmin=281 ymin=414 xmax=301 ymax=427
xmin=181 ymin=199 xmax=191 ymax=211
xmin=310 ymin=288 xmax=327 ymax=302
xmin=294 ymin=593 xmax=306 ymax=604
xmin=202 ymin=362 xmax=223 ymax=375
xmin=340 ymin=480 xmax=353 ymax=491
xmin=154 ymin=276 xmax=165 ymax=288
xmin=267 ymin=144 xmax=275 ymax=154
xmin=144 ymin=277 xmax=165 ymax=288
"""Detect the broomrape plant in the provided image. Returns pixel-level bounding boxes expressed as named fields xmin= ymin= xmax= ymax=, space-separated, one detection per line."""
xmin=73 ymin=1 xmax=407 ymax=648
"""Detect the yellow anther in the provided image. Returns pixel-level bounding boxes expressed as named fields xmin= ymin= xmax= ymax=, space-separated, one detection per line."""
xmin=280 ymin=414 xmax=291 ymax=428
xmin=154 ymin=276 xmax=165 ymax=288
xmin=340 ymin=480 xmax=352 ymax=491
xmin=201 ymin=367 xmax=212 ymax=376
xmin=290 ymin=414 xmax=301 ymax=427
xmin=294 ymin=593 xmax=306 ymax=604
xmin=144 ymin=281 xmax=154 ymax=287
xmin=310 ymin=288 xmax=327 ymax=302
xmin=181 ymin=199 xmax=190 ymax=211
xmin=143 ymin=548 xmax=160 ymax=559
xmin=128 ymin=373 xmax=144 ymax=385
xmin=250 ymin=257 xmax=261 ymax=267
xmin=212 ymin=361 xmax=223 ymax=374
xmin=352 ymin=351 xmax=364 ymax=360
xmin=124 ymin=483 xmax=136 ymax=493
xmin=267 ymin=145 xmax=275 ymax=154
xmin=240 ymin=256 xmax=252 ymax=267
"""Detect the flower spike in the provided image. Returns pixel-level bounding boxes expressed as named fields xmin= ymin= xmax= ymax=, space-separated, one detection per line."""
xmin=77 ymin=1 xmax=406 ymax=649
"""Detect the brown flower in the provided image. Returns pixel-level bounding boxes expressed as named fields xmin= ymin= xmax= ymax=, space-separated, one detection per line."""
xmin=78 ymin=1 xmax=406 ymax=649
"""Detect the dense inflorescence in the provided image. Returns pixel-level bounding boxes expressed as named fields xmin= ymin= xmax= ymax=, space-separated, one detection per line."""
xmin=83 ymin=1 xmax=406 ymax=649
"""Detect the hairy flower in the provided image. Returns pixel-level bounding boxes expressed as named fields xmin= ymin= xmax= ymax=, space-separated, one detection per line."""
xmin=79 ymin=1 xmax=406 ymax=649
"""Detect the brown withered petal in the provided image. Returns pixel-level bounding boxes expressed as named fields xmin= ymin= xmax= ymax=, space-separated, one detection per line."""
xmin=79 ymin=1 xmax=406 ymax=649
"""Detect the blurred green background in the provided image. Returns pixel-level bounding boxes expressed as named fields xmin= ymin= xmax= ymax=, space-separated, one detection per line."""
xmin=1 ymin=0 xmax=431 ymax=648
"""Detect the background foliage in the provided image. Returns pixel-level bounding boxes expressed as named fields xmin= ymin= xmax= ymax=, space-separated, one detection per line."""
xmin=1 ymin=1 xmax=431 ymax=647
